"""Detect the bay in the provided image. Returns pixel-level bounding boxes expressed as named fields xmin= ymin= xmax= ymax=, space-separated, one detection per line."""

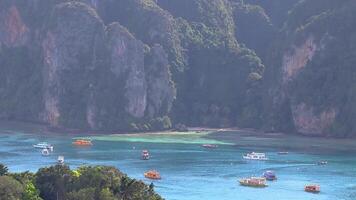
xmin=0 ymin=122 xmax=355 ymax=200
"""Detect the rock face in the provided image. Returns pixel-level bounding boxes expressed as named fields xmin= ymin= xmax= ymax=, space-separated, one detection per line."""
xmin=94 ymin=0 xmax=186 ymax=73
xmin=0 ymin=0 xmax=175 ymax=131
xmin=106 ymin=23 xmax=147 ymax=119
xmin=145 ymin=44 xmax=175 ymax=118
xmin=264 ymin=0 xmax=356 ymax=137
xmin=282 ymin=37 xmax=317 ymax=83
xmin=0 ymin=5 xmax=29 ymax=48
xmin=41 ymin=2 xmax=105 ymax=128
xmin=2 ymin=0 xmax=356 ymax=137
xmin=291 ymin=103 xmax=336 ymax=135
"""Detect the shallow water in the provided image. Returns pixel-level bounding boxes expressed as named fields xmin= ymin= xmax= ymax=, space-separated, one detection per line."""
xmin=0 ymin=124 xmax=356 ymax=200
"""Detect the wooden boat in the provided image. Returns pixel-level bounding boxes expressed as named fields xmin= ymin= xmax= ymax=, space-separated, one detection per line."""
xmin=141 ymin=150 xmax=150 ymax=160
xmin=263 ymin=171 xmax=277 ymax=181
xmin=239 ymin=177 xmax=267 ymax=187
xmin=144 ymin=170 xmax=161 ymax=180
xmin=72 ymin=139 xmax=92 ymax=146
xmin=305 ymin=185 xmax=320 ymax=193
xmin=202 ymin=144 xmax=218 ymax=149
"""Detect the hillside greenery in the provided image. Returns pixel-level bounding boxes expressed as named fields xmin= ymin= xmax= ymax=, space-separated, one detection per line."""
xmin=1 ymin=0 xmax=356 ymax=137
xmin=0 ymin=164 xmax=162 ymax=200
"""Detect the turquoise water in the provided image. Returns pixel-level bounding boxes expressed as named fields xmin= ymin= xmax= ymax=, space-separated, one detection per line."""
xmin=0 ymin=126 xmax=356 ymax=200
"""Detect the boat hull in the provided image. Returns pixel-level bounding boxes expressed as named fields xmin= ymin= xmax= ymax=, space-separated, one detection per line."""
xmin=305 ymin=185 xmax=320 ymax=193
xmin=243 ymin=156 xmax=268 ymax=161
xmin=239 ymin=181 xmax=267 ymax=188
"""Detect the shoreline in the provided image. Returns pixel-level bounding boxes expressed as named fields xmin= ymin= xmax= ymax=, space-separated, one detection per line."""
xmin=1 ymin=119 xmax=356 ymax=143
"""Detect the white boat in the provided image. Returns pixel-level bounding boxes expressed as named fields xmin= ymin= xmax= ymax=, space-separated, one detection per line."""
xmin=141 ymin=150 xmax=150 ymax=160
xmin=243 ymin=152 xmax=268 ymax=160
xmin=33 ymin=142 xmax=54 ymax=151
xmin=41 ymin=149 xmax=50 ymax=156
xmin=57 ymin=156 xmax=64 ymax=165
xmin=317 ymin=161 xmax=328 ymax=165
xmin=202 ymin=144 xmax=218 ymax=149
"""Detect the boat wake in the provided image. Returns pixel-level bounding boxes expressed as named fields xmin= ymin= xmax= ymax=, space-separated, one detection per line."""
xmin=263 ymin=163 xmax=316 ymax=171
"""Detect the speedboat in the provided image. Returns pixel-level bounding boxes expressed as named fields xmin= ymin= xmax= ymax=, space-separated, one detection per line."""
xmin=243 ymin=152 xmax=268 ymax=160
xmin=34 ymin=142 xmax=53 ymax=151
xmin=72 ymin=139 xmax=92 ymax=146
xmin=239 ymin=177 xmax=268 ymax=187
xmin=41 ymin=149 xmax=50 ymax=156
xmin=263 ymin=171 xmax=277 ymax=181
xmin=57 ymin=156 xmax=64 ymax=165
xmin=317 ymin=161 xmax=327 ymax=165
xmin=305 ymin=185 xmax=320 ymax=193
xmin=202 ymin=144 xmax=218 ymax=149
xmin=144 ymin=170 xmax=161 ymax=180
xmin=141 ymin=150 xmax=150 ymax=160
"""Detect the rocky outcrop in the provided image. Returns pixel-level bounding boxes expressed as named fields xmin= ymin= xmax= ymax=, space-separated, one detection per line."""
xmin=265 ymin=0 xmax=356 ymax=137
xmin=106 ymin=23 xmax=147 ymax=119
xmin=94 ymin=0 xmax=186 ymax=73
xmin=291 ymin=103 xmax=336 ymax=135
xmin=145 ymin=44 xmax=175 ymax=118
xmin=0 ymin=0 xmax=177 ymax=131
xmin=282 ymin=37 xmax=317 ymax=83
xmin=41 ymin=2 xmax=105 ymax=127
xmin=0 ymin=5 xmax=29 ymax=48
xmin=2 ymin=0 xmax=355 ymax=137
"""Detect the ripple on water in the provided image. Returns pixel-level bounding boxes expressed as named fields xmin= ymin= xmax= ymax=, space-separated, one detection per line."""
xmin=0 ymin=151 xmax=20 ymax=157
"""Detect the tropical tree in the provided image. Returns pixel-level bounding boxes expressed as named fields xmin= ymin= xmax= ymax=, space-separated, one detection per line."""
xmin=35 ymin=164 xmax=72 ymax=200
xmin=0 ymin=163 xmax=9 ymax=176
xmin=0 ymin=176 xmax=24 ymax=200
xmin=23 ymin=182 xmax=43 ymax=200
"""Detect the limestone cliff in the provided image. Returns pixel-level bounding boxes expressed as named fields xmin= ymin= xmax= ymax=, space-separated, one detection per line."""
xmin=291 ymin=103 xmax=336 ymax=135
xmin=2 ymin=0 xmax=356 ymax=137
xmin=94 ymin=0 xmax=186 ymax=73
xmin=264 ymin=0 xmax=356 ymax=137
xmin=145 ymin=44 xmax=175 ymax=118
xmin=0 ymin=5 xmax=29 ymax=48
xmin=106 ymin=23 xmax=147 ymax=119
xmin=0 ymin=0 xmax=176 ymax=131
xmin=282 ymin=37 xmax=317 ymax=83
xmin=41 ymin=2 xmax=105 ymax=128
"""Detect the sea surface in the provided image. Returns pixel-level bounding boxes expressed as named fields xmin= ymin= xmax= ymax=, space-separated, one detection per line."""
xmin=0 ymin=122 xmax=355 ymax=200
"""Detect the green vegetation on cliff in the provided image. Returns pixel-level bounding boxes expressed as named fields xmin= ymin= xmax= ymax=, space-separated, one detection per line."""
xmin=1 ymin=0 xmax=356 ymax=137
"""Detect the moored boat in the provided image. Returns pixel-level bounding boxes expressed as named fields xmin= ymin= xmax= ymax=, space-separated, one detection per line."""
xmin=72 ymin=139 xmax=92 ymax=146
xmin=144 ymin=170 xmax=161 ymax=180
xmin=305 ymin=185 xmax=320 ymax=193
xmin=202 ymin=144 xmax=218 ymax=149
xmin=317 ymin=161 xmax=327 ymax=165
xmin=263 ymin=171 xmax=277 ymax=181
xmin=41 ymin=148 xmax=50 ymax=156
xmin=243 ymin=152 xmax=268 ymax=160
xmin=141 ymin=150 xmax=150 ymax=160
xmin=239 ymin=177 xmax=267 ymax=187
